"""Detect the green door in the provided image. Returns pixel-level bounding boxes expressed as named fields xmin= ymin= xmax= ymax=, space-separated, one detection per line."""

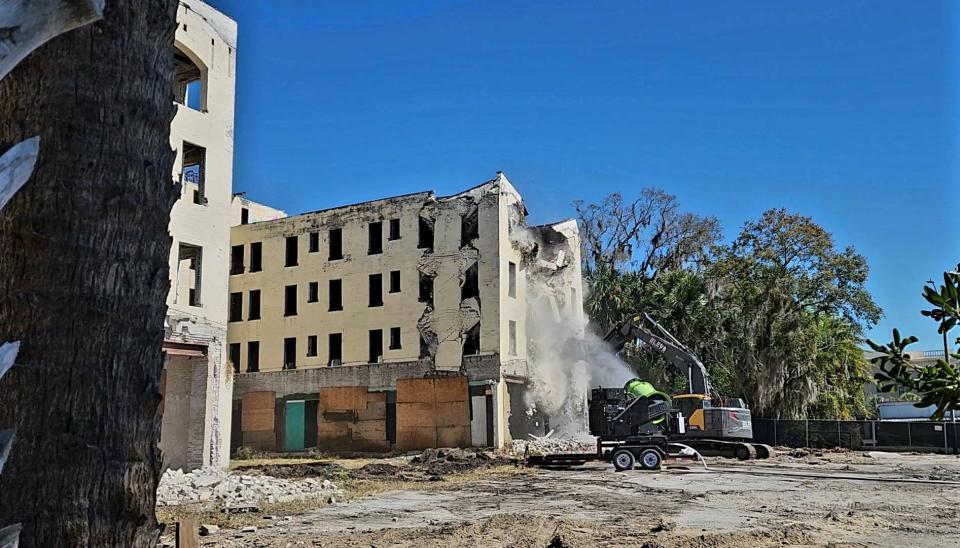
xmin=284 ymin=400 xmax=305 ymax=451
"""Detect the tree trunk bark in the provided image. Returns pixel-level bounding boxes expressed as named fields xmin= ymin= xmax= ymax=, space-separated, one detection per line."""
xmin=0 ymin=1 xmax=177 ymax=546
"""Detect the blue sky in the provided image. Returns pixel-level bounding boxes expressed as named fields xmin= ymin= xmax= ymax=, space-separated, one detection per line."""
xmin=211 ymin=0 xmax=959 ymax=347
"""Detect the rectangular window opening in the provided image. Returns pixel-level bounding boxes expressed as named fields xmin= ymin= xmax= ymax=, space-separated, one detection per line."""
xmin=177 ymin=243 xmax=203 ymax=307
xmin=249 ymin=242 xmax=262 ymax=272
xmin=328 ymin=333 xmax=342 ymax=366
xmin=418 ymin=217 xmax=434 ymax=252
xmin=173 ymin=46 xmax=203 ymax=110
xmin=369 ymin=273 xmax=383 ymax=307
xmin=284 ymin=284 xmax=298 ymax=316
xmin=369 ymin=329 xmax=383 ymax=364
xmin=308 ymin=281 xmax=319 ymax=303
xmin=309 ymin=232 xmax=319 ymax=253
xmin=460 ymin=207 xmax=479 ymax=248
xmin=329 ymin=279 xmax=343 ymax=311
xmin=508 ymin=320 xmax=517 ymax=356
xmin=307 ymin=335 xmax=318 ymax=357
xmin=283 ymin=337 xmax=297 ymax=369
xmin=418 ymin=272 xmax=434 ymax=305
xmin=228 ymin=292 xmax=243 ymax=322
xmin=248 ymin=289 xmax=261 ymax=320
xmin=389 ymin=270 xmax=401 ymax=293
xmin=240 ymin=207 xmax=249 ymax=225
xmin=285 ymin=235 xmax=299 ymax=267
xmin=388 ymin=218 xmax=401 ymax=240
xmin=182 ymin=141 xmax=206 ymax=205
xmin=508 ymin=262 xmax=517 ymax=298
xmin=230 ymin=244 xmax=244 ymax=275
xmin=229 ymin=343 xmax=241 ymax=374
xmin=461 ymin=262 xmax=479 ymax=300
xmin=389 ymin=327 xmax=401 ymax=350
xmin=463 ymin=322 xmax=480 ymax=356
xmin=329 ymin=228 xmax=343 ymax=260
xmin=247 ymin=341 xmax=260 ymax=372
xmin=368 ymin=221 xmax=383 ymax=255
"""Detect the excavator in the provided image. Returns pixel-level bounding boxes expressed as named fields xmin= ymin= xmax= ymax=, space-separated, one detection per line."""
xmin=603 ymin=313 xmax=771 ymax=460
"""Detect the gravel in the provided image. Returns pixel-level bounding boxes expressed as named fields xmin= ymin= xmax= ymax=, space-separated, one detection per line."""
xmin=157 ymin=466 xmax=341 ymax=507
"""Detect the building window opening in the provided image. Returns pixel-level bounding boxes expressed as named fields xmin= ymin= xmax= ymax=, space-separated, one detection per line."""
xmin=508 ymin=320 xmax=517 ymax=356
xmin=369 ymin=329 xmax=383 ymax=364
xmin=389 ymin=327 xmax=401 ymax=350
xmin=329 ymin=228 xmax=343 ymax=260
xmin=308 ymin=281 xmax=319 ymax=303
xmin=418 ymin=217 xmax=434 ymax=252
xmin=368 ymin=221 xmax=383 ymax=255
xmin=418 ymin=272 xmax=434 ymax=305
xmin=307 ymin=335 xmax=318 ymax=357
xmin=329 ymin=279 xmax=343 ymax=311
xmin=173 ymin=46 xmax=204 ymax=111
xmin=388 ymin=218 xmax=400 ymax=240
xmin=329 ymin=333 xmax=342 ymax=366
xmin=247 ymin=341 xmax=260 ymax=372
xmin=229 ymin=292 xmax=243 ymax=322
xmin=250 ymin=242 xmax=262 ymax=272
xmin=230 ymin=244 xmax=244 ymax=275
xmin=284 ymin=284 xmax=298 ymax=316
xmin=182 ymin=142 xmax=207 ymax=205
xmin=283 ymin=337 xmax=297 ymax=369
xmin=176 ymin=243 xmax=202 ymax=307
xmin=508 ymin=262 xmax=517 ymax=298
xmin=309 ymin=231 xmax=319 ymax=253
xmin=248 ymin=289 xmax=261 ymax=320
xmin=285 ymin=235 xmax=298 ymax=267
xmin=461 ymin=262 xmax=479 ymax=300
xmin=389 ymin=270 xmax=400 ymax=293
xmin=369 ymin=273 xmax=383 ymax=307
xmin=463 ymin=322 xmax=480 ymax=356
xmin=229 ymin=343 xmax=241 ymax=374
xmin=240 ymin=207 xmax=249 ymax=225
xmin=460 ymin=207 xmax=479 ymax=248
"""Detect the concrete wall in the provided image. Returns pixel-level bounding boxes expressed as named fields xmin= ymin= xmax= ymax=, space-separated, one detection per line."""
xmin=231 ymin=194 xmax=287 ymax=226
xmin=161 ymin=0 xmax=237 ymax=471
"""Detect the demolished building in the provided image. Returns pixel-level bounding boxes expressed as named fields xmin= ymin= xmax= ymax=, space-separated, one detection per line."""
xmin=159 ymin=1 xmax=238 ymax=471
xmin=226 ymin=172 xmax=584 ymax=452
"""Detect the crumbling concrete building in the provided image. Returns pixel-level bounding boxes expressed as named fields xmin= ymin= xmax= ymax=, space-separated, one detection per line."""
xmin=227 ymin=173 xmax=584 ymax=452
xmin=159 ymin=1 xmax=238 ymax=471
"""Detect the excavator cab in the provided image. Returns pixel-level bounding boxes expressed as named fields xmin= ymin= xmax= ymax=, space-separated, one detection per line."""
xmin=673 ymin=394 xmax=710 ymax=431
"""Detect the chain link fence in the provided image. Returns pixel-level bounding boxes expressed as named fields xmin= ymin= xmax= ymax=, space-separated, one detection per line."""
xmin=752 ymin=419 xmax=960 ymax=454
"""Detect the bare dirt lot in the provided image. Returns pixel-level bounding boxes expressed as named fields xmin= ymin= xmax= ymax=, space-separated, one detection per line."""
xmin=159 ymin=449 xmax=960 ymax=547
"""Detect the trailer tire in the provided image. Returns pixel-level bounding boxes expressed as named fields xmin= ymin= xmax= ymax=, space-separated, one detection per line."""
xmin=639 ymin=449 xmax=662 ymax=470
xmin=612 ymin=449 xmax=636 ymax=471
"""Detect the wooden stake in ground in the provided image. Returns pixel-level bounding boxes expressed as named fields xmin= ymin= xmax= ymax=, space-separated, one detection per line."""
xmin=0 ymin=1 xmax=178 ymax=546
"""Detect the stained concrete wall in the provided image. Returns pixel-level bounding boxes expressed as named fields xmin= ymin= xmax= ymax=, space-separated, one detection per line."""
xmin=231 ymin=194 xmax=287 ymax=226
xmin=161 ymin=0 xmax=237 ymax=471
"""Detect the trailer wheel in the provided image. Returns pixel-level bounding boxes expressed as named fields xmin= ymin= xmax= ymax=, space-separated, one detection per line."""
xmin=639 ymin=449 xmax=662 ymax=470
xmin=612 ymin=449 xmax=635 ymax=471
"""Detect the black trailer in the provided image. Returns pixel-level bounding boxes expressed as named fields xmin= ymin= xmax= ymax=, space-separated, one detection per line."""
xmin=526 ymin=434 xmax=696 ymax=471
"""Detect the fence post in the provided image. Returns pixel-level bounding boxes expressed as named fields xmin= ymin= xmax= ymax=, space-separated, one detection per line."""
xmin=907 ymin=422 xmax=912 ymax=448
xmin=805 ymin=419 xmax=809 ymax=448
xmin=944 ymin=423 xmax=948 ymax=453
xmin=837 ymin=420 xmax=842 ymax=448
xmin=773 ymin=419 xmax=777 ymax=446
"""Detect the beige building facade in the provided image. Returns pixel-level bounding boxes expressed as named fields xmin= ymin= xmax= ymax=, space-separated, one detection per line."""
xmin=227 ymin=173 xmax=583 ymax=452
xmin=159 ymin=1 xmax=237 ymax=471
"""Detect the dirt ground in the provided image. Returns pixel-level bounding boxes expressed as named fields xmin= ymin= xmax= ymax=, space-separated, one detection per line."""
xmin=159 ymin=449 xmax=960 ymax=547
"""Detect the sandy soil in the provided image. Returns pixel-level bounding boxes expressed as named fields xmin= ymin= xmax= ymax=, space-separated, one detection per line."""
xmin=161 ymin=449 xmax=960 ymax=547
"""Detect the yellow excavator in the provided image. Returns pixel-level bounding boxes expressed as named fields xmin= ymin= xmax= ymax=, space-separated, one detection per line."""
xmin=605 ymin=314 xmax=770 ymax=459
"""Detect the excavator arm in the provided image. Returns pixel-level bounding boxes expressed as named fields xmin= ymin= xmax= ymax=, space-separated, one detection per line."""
xmin=602 ymin=313 xmax=714 ymax=396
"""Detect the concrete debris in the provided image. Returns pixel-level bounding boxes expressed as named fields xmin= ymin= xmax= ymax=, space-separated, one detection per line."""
xmin=156 ymin=466 xmax=341 ymax=507
xmin=198 ymin=524 xmax=219 ymax=536
xmin=509 ymin=437 xmax=597 ymax=457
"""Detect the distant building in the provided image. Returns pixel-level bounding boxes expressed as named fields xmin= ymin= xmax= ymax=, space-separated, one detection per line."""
xmin=159 ymin=1 xmax=237 ymax=471
xmin=226 ymin=173 xmax=583 ymax=452
xmin=864 ymin=349 xmax=956 ymax=419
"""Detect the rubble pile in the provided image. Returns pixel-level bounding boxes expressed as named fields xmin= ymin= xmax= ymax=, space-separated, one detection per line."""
xmin=157 ymin=467 xmax=341 ymax=507
xmin=510 ymin=436 xmax=597 ymax=457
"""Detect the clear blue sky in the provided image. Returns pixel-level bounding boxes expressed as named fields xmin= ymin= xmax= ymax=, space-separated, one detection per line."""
xmin=211 ymin=0 xmax=959 ymax=347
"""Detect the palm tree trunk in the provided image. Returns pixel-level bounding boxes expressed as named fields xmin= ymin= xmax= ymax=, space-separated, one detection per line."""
xmin=0 ymin=1 xmax=178 ymax=546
